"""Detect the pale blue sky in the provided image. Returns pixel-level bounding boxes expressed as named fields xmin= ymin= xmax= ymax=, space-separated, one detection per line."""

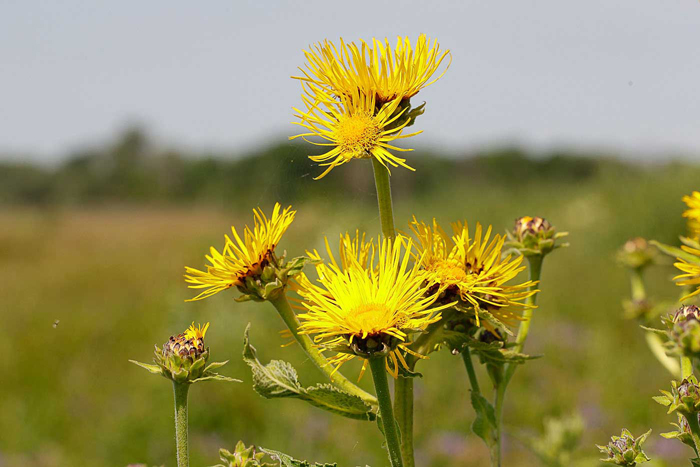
xmin=1 ymin=0 xmax=699 ymax=162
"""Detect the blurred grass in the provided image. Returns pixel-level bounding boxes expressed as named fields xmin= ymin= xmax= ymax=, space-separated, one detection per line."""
xmin=1 ymin=157 xmax=700 ymax=466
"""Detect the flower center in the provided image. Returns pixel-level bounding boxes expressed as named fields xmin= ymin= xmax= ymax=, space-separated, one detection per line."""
xmin=336 ymin=112 xmax=381 ymax=160
xmin=427 ymin=259 xmax=469 ymax=282
xmin=347 ymin=302 xmax=394 ymax=334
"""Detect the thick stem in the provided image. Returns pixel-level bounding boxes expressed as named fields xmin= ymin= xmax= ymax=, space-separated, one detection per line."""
xmin=462 ymin=347 xmax=481 ymax=395
xmin=686 ymin=412 xmax=700 ymax=458
xmin=371 ymin=158 xmax=396 ymax=240
xmin=394 ymin=371 xmax=415 ymax=467
xmin=173 ymin=382 xmax=190 ymax=467
xmin=645 ymin=332 xmax=681 ymax=378
xmin=269 ymin=294 xmax=377 ymax=406
xmin=492 ymin=386 xmax=504 ymax=467
xmin=369 ymin=357 xmax=404 ymax=467
xmin=682 ymin=356 xmax=694 ymax=380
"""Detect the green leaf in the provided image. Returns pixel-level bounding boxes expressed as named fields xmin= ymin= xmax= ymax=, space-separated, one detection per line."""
xmin=129 ymin=360 xmax=162 ymax=375
xmin=470 ymin=391 xmax=497 ymax=447
xmin=205 ymin=360 xmax=230 ymax=372
xmin=191 ymin=374 xmax=241 ymax=383
xmin=259 ymin=448 xmax=337 ymax=467
xmin=650 ymin=240 xmax=700 ymax=264
xmin=242 ymin=325 xmax=375 ymax=421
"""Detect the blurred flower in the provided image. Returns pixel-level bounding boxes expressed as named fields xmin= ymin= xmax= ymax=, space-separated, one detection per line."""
xmin=291 ymin=88 xmax=420 ymax=179
xmin=683 ymin=191 xmax=700 ymax=239
xmin=507 ymin=216 xmax=568 ymax=257
xmin=654 ymin=375 xmax=700 ymax=416
xmin=409 ymin=217 xmax=537 ymax=328
xmin=296 ymin=236 xmax=452 ymax=378
xmin=673 ymin=246 xmax=700 ymax=301
xmin=130 ymin=322 xmax=237 ymax=385
xmin=293 ymin=34 xmax=451 ymax=105
xmin=617 ymin=237 xmax=658 ymax=271
xmin=184 ymin=203 xmax=299 ymax=301
xmin=660 ymin=305 xmax=700 ymax=360
xmin=596 ymin=428 xmax=651 ymax=465
xmin=214 ymin=441 xmax=273 ymax=467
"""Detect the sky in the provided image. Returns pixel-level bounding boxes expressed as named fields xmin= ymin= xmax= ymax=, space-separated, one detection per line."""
xmin=1 ymin=0 xmax=699 ymax=162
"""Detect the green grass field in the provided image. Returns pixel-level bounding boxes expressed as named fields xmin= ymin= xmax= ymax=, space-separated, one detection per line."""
xmin=2 ymin=158 xmax=700 ymax=466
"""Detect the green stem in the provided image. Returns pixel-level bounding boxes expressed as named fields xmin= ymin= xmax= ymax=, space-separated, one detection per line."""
xmin=629 ymin=269 xmax=646 ymax=302
xmin=494 ymin=255 xmax=543 ymax=467
xmin=645 ymin=332 xmax=681 ymax=378
xmin=369 ymin=357 xmax=404 ymax=467
xmin=685 ymin=412 xmax=700 ymax=457
xmin=269 ymin=294 xmax=377 ymax=407
xmin=173 ymin=382 xmax=190 ymax=467
xmin=682 ymin=356 xmax=694 ymax=380
xmin=394 ymin=366 xmax=415 ymax=467
xmin=461 ymin=347 xmax=481 ymax=395
xmin=371 ymin=158 xmax=396 ymax=240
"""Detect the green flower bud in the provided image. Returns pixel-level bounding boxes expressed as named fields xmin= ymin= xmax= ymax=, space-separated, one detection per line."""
xmin=506 ymin=216 xmax=568 ymax=257
xmin=654 ymin=375 xmax=700 ymax=416
xmin=596 ymin=428 xmax=651 ymax=465
xmin=661 ymin=305 xmax=700 ymax=360
xmin=215 ymin=441 xmax=274 ymax=467
xmin=616 ymin=237 xmax=658 ymax=271
xmin=130 ymin=323 xmax=238 ymax=385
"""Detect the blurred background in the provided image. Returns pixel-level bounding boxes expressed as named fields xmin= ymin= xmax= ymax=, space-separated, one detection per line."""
xmin=2 ymin=1 xmax=700 ymax=466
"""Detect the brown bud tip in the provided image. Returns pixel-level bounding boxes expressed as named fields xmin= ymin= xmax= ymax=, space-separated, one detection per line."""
xmin=623 ymin=237 xmax=649 ymax=253
xmin=514 ymin=216 xmax=551 ymax=239
xmin=674 ymin=305 xmax=700 ymax=323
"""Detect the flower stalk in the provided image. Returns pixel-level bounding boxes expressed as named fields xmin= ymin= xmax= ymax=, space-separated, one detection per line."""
xmin=369 ymin=357 xmax=404 ymax=467
xmin=372 ymin=158 xmax=397 ymax=240
xmin=173 ymin=382 xmax=190 ymax=467
xmin=268 ymin=294 xmax=377 ymax=407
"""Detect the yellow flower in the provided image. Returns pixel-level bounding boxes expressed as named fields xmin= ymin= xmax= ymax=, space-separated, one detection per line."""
xmin=294 ymin=34 xmax=451 ymax=104
xmin=674 ymin=246 xmax=700 ymax=301
xmin=291 ymin=88 xmax=420 ymax=179
xmin=306 ymin=230 xmax=375 ymax=272
xmin=184 ymin=203 xmax=295 ymax=301
xmin=184 ymin=322 xmax=209 ymax=341
xmin=683 ymin=192 xmax=700 ymax=239
xmin=409 ymin=217 xmax=537 ymax=327
xmin=296 ymin=236 xmax=452 ymax=378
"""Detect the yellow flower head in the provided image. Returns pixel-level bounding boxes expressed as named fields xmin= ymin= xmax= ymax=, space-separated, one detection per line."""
xmin=306 ymin=230 xmax=375 ymax=272
xmin=184 ymin=203 xmax=295 ymax=301
xmin=674 ymin=246 xmax=700 ymax=301
xmin=294 ymin=34 xmax=451 ymax=104
xmin=409 ymin=217 xmax=537 ymax=327
xmin=683 ymin=192 xmax=700 ymax=239
xmin=184 ymin=322 xmax=209 ymax=341
xmin=291 ymin=88 xmax=420 ymax=179
xmin=296 ymin=235 xmax=452 ymax=378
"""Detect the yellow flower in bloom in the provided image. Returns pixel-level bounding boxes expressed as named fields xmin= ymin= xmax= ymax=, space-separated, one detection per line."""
xmin=291 ymin=88 xmax=420 ymax=179
xmin=294 ymin=34 xmax=451 ymax=104
xmin=184 ymin=203 xmax=295 ymax=301
xmin=674 ymin=246 xmax=700 ymax=301
xmin=683 ymin=192 xmax=700 ymax=239
xmin=307 ymin=231 xmax=375 ymax=272
xmin=409 ymin=217 xmax=537 ymax=326
xmin=296 ymin=236 xmax=452 ymax=378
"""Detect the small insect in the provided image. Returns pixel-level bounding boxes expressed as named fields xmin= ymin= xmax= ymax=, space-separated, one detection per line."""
xmin=53 ymin=320 xmax=60 ymax=328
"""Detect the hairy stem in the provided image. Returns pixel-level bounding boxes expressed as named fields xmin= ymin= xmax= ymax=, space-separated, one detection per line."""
xmin=269 ymin=294 xmax=377 ymax=407
xmin=173 ymin=382 xmax=190 ymax=467
xmin=369 ymin=357 xmax=404 ymax=467
xmin=395 ymin=364 xmax=415 ymax=467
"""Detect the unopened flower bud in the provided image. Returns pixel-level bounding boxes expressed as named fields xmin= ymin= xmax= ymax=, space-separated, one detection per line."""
xmin=506 ymin=216 xmax=568 ymax=257
xmin=596 ymin=428 xmax=651 ymax=465
xmin=662 ymin=305 xmax=700 ymax=360
xmin=617 ymin=238 xmax=658 ymax=270
xmin=216 ymin=441 xmax=273 ymax=467
xmin=654 ymin=375 xmax=700 ymax=416
xmin=130 ymin=322 xmax=238 ymax=385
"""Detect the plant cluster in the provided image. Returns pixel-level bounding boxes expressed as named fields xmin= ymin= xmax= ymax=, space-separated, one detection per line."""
xmin=130 ymin=34 xmax=571 ymax=467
